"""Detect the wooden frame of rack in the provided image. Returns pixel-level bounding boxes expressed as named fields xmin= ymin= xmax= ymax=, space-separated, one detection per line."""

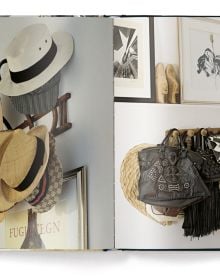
xmin=15 ymin=92 xmax=72 ymax=136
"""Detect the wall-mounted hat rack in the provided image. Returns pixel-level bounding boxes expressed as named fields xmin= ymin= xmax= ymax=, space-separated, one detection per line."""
xmin=15 ymin=92 xmax=72 ymax=136
xmin=5 ymin=92 xmax=86 ymax=249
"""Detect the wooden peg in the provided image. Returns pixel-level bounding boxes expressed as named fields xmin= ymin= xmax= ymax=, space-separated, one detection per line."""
xmin=187 ymin=129 xmax=195 ymax=137
xmin=201 ymin=129 xmax=207 ymax=136
xmin=172 ymin=130 xmax=179 ymax=138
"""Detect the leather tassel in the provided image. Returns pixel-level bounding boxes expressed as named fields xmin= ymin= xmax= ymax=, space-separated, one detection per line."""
xmin=183 ymin=181 xmax=220 ymax=237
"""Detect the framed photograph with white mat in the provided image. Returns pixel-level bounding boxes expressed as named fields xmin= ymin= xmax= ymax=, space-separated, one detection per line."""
xmin=114 ymin=16 xmax=156 ymax=103
xmin=179 ymin=17 xmax=220 ymax=104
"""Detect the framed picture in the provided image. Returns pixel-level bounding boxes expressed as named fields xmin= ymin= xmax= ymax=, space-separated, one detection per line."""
xmin=114 ymin=16 xmax=156 ymax=103
xmin=0 ymin=166 xmax=88 ymax=250
xmin=179 ymin=17 xmax=220 ymax=104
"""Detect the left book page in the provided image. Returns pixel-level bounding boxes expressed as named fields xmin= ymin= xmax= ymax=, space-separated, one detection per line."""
xmin=0 ymin=16 xmax=114 ymax=251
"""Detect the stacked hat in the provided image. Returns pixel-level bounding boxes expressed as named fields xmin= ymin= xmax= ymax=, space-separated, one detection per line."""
xmin=26 ymin=133 xmax=63 ymax=213
xmin=0 ymin=23 xmax=74 ymax=114
xmin=0 ymin=125 xmax=49 ymax=212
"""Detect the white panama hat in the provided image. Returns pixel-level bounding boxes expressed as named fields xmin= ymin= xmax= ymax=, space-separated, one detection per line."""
xmin=0 ymin=23 xmax=74 ymax=96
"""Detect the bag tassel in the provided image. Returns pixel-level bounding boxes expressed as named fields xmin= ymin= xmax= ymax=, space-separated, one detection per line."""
xmin=183 ymin=181 xmax=220 ymax=238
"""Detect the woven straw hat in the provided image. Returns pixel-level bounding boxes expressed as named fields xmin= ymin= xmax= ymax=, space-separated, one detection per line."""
xmin=0 ymin=211 xmax=5 ymax=223
xmin=0 ymin=23 xmax=74 ymax=96
xmin=0 ymin=131 xmax=19 ymax=212
xmin=26 ymin=133 xmax=63 ymax=213
xmin=0 ymin=130 xmax=37 ymax=189
xmin=120 ymin=143 xmax=181 ymax=226
xmin=0 ymin=100 xmax=3 ymax=131
xmin=2 ymin=125 xmax=49 ymax=203
xmin=0 ymin=185 xmax=15 ymax=212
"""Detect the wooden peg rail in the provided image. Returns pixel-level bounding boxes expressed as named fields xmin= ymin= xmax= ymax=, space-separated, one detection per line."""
xmin=15 ymin=92 xmax=72 ymax=136
xmin=166 ymin=128 xmax=220 ymax=149
xmin=167 ymin=128 xmax=220 ymax=138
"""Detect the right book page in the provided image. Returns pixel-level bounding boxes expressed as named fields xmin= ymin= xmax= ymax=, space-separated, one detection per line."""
xmin=114 ymin=16 xmax=220 ymax=249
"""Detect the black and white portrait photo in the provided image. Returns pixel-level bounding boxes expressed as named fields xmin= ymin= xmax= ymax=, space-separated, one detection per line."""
xmin=113 ymin=25 xmax=138 ymax=79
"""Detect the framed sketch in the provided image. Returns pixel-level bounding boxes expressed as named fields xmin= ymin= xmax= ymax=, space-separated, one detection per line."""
xmin=114 ymin=16 xmax=156 ymax=103
xmin=0 ymin=166 xmax=88 ymax=250
xmin=179 ymin=17 xmax=220 ymax=104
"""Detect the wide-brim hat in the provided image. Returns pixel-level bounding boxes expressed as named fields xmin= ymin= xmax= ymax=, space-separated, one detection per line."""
xmin=0 ymin=130 xmax=38 ymax=188
xmin=0 ymin=131 xmax=18 ymax=212
xmin=0 ymin=23 xmax=74 ymax=96
xmin=26 ymin=133 xmax=63 ymax=213
xmin=2 ymin=125 xmax=49 ymax=203
xmin=0 ymin=211 xmax=5 ymax=223
xmin=120 ymin=143 xmax=181 ymax=226
xmin=10 ymin=71 xmax=61 ymax=115
xmin=0 ymin=183 xmax=15 ymax=213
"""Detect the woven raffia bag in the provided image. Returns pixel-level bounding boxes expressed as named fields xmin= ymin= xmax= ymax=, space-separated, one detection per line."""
xmin=120 ymin=143 xmax=182 ymax=226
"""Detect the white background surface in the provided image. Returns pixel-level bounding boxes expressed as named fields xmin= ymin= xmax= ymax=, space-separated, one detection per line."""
xmin=115 ymin=103 xmax=220 ymax=248
xmin=1 ymin=1 xmax=220 ymax=280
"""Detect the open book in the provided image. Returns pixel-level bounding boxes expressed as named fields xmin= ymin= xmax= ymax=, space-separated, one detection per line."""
xmin=0 ymin=16 xmax=220 ymax=251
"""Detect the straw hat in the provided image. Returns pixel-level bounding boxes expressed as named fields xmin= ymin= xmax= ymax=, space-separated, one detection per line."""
xmin=0 ymin=211 xmax=5 ymax=223
xmin=0 ymin=23 xmax=74 ymax=96
xmin=26 ymin=133 xmax=63 ymax=213
xmin=120 ymin=143 xmax=181 ymax=226
xmin=0 ymin=131 xmax=18 ymax=212
xmin=0 ymin=100 xmax=3 ymax=131
xmin=0 ymin=130 xmax=37 ymax=189
xmin=2 ymin=125 xmax=49 ymax=203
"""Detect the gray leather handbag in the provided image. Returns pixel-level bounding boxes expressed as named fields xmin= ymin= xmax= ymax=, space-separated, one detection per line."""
xmin=138 ymin=129 xmax=210 ymax=209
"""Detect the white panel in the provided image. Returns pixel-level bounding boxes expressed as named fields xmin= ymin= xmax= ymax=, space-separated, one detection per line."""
xmin=154 ymin=17 xmax=179 ymax=65
xmin=115 ymin=102 xmax=220 ymax=249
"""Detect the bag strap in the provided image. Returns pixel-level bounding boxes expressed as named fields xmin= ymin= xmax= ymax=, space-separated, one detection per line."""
xmin=161 ymin=128 xmax=185 ymax=149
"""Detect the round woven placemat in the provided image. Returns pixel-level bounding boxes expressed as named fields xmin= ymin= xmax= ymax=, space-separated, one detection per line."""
xmin=120 ymin=143 xmax=180 ymax=226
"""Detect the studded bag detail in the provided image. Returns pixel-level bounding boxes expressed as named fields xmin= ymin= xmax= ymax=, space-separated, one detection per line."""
xmin=138 ymin=129 xmax=210 ymax=208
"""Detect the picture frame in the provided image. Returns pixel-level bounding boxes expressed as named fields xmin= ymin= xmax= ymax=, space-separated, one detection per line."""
xmin=114 ymin=16 xmax=156 ymax=103
xmin=63 ymin=166 xmax=88 ymax=250
xmin=0 ymin=166 xmax=88 ymax=251
xmin=179 ymin=17 xmax=220 ymax=104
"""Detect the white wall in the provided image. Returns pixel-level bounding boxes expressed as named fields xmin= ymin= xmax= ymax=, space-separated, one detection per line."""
xmin=0 ymin=16 xmax=114 ymax=250
xmin=115 ymin=17 xmax=220 ymax=249
xmin=154 ymin=17 xmax=179 ymax=65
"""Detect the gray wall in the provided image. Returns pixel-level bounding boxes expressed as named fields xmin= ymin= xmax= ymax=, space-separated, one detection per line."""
xmin=0 ymin=16 xmax=114 ymax=250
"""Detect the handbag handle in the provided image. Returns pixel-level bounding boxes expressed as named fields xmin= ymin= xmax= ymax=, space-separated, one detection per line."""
xmin=195 ymin=128 xmax=209 ymax=151
xmin=160 ymin=128 xmax=185 ymax=149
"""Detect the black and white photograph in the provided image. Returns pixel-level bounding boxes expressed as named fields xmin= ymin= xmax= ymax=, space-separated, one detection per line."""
xmin=113 ymin=25 xmax=138 ymax=79
xmin=179 ymin=17 xmax=220 ymax=103
xmin=114 ymin=17 xmax=155 ymax=102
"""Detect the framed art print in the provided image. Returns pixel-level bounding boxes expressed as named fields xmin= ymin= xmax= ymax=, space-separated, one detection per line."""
xmin=114 ymin=16 xmax=156 ymax=103
xmin=0 ymin=166 xmax=88 ymax=250
xmin=179 ymin=17 xmax=220 ymax=104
